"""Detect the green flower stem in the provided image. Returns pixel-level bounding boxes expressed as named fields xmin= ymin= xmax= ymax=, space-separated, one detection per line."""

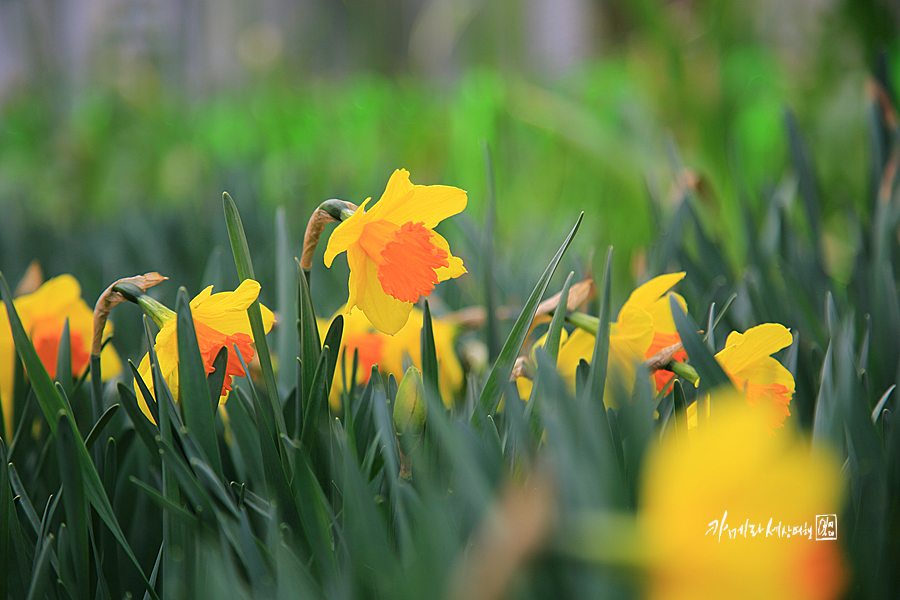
xmin=668 ymin=360 xmax=700 ymax=385
xmin=567 ymin=311 xmax=600 ymax=334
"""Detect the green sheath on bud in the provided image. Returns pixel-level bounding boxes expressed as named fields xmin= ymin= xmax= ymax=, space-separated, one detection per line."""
xmin=394 ymin=366 xmax=427 ymax=442
xmin=114 ymin=282 xmax=176 ymax=328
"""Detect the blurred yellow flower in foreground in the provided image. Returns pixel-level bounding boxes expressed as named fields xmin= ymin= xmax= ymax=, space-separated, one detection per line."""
xmin=135 ymin=280 xmax=274 ymax=422
xmin=1 ymin=275 xmax=122 ymax=439
xmin=688 ymin=324 xmax=795 ymax=431
xmin=516 ymin=273 xmax=685 ymax=404
xmin=320 ymin=305 xmax=462 ymax=410
xmin=641 ymin=395 xmax=845 ymax=600
xmin=324 ymin=169 xmax=467 ymax=335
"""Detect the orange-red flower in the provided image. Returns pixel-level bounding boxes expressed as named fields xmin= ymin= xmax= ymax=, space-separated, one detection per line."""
xmin=135 ymin=280 xmax=274 ymax=422
xmin=324 ymin=169 xmax=467 ymax=335
xmin=1 ymin=275 xmax=122 ymax=439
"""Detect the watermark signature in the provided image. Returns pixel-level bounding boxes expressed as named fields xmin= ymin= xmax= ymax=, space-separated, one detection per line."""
xmin=706 ymin=511 xmax=838 ymax=542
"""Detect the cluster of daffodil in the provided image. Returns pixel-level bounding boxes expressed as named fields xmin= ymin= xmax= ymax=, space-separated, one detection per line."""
xmin=0 ymin=168 xmax=845 ymax=600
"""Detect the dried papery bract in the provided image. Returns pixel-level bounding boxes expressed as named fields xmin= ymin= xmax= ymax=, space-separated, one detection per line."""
xmin=92 ymin=272 xmax=168 ymax=357
xmin=299 ymin=199 xmax=359 ymax=272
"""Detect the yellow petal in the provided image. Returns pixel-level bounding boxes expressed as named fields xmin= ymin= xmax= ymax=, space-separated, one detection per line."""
xmin=738 ymin=357 xmax=795 ymax=390
xmin=646 ymin=292 xmax=686 ymax=335
xmin=189 ymin=285 xmax=214 ymax=308
xmin=715 ymin=324 xmax=793 ymax=375
xmin=191 ymin=279 xmax=266 ymax=336
xmin=357 ymin=253 xmax=414 ymax=335
xmin=622 ymin=272 xmax=685 ymax=313
xmin=14 ymin=275 xmax=82 ymax=321
xmin=366 ymin=170 xmax=467 ymax=228
xmin=346 ymin=243 xmax=369 ymax=313
xmin=324 ymin=199 xmax=371 ymax=267
xmin=611 ymin=305 xmax=655 ymax=353
xmin=556 ymin=328 xmax=594 ymax=389
xmin=430 ymin=231 xmax=467 ymax=281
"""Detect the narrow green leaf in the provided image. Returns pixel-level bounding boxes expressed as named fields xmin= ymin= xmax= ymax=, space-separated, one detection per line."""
xmin=89 ymin=354 xmax=104 ymax=468
xmin=223 ymin=192 xmax=285 ymax=438
xmin=156 ymin=438 xmax=216 ymax=525
xmin=300 ymin=346 xmax=330 ymax=450
xmin=0 ymin=440 xmax=10 ymax=597
xmin=25 ymin=532 xmax=53 ymax=600
xmin=207 ymin=346 xmax=228 ymax=417
xmin=673 ymin=380 xmax=687 ymax=441
xmin=276 ymin=208 xmax=300 ymax=394
xmin=8 ymin=463 xmax=40 ymax=534
xmin=525 ymin=272 xmax=574 ymax=435
xmin=116 ymin=382 xmax=160 ymax=460
xmin=583 ymin=248 xmax=613 ymax=413
xmin=129 ymin=360 xmax=160 ymax=427
xmin=235 ymin=383 xmax=304 ymax=546
xmin=873 ymin=386 xmax=895 ymax=424
xmin=56 ymin=413 xmax=88 ymax=598
xmin=297 ymin=259 xmax=322 ymax=411
xmin=481 ymin=141 xmax=501 ymax=362
xmin=421 ymin=300 xmax=439 ymax=400
xmin=321 ymin=316 xmax=344 ymax=402
xmin=670 ymin=296 xmax=733 ymax=392
xmin=102 ymin=437 xmax=121 ymax=600
xmin=56 ymin=319 xmax=73 ymax=400
xmin=176 ymin=287 xmax=224 ymax=476
xmin=785 ymin=109 xmax=822 ymax=245
xmin=85 ymin=404 xmax=119 ymax=451
xmin=473 ymin=212 xmax=583 ymax=426
xmin=129 ymin=477 xmax=199 ymax=527
xmin=545 ymin=272 xmax=574 ymax=363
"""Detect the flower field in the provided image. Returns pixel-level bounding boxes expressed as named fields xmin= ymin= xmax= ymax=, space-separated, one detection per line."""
xmin=1 ymin=4 xmax=899 ymax=598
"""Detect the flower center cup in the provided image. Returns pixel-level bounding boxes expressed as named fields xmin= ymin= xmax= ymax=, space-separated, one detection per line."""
xmin=361 ymin=220 xmax=450 ymax=303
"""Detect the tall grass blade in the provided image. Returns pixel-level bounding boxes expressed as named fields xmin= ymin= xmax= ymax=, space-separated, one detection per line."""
xmin=670 ymin=295 xmax=732 ymax=391
xmin=582 ymin=248 xmax=613 ymax=434
xmin=56 ymin=413 xmax=88 ymax=599
xmin=473 ymin=212 xmax=583 ymax=426
xmin=176 ymin=287 xmax=224 ymax=476
xmin=223 ymin=191 xmax=285 ymax=436
xmin=276 ymin=208 xmax=300 ymax=394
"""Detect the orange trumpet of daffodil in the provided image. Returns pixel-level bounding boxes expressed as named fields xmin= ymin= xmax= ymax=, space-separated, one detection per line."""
xmin=324 ymin=169 xmax=467 ymax=335
xmin=134 ymin=279 xmax=274 ymax=422
xmin=1 ymin=274 xmax=122 ymax=439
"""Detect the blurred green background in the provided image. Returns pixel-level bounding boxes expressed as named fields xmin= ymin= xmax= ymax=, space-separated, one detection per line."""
xmin=0 ymin=0 xmax=896 ymax=359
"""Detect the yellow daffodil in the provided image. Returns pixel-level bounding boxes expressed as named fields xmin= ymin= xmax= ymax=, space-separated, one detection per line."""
xmin=688 ymin=324 xmax=795 ymax=431
xmin=1 ymin=275 xmax=122 ymax=439
xmin=630 ymin=272 xmax=688 ymax=391
xmin=641 ymin=394 xmax=845 ymax=600
xmin=517 ymin=273 xmax=685 ymax=404
xmin=134 ymin=280 xmax=274 ymax=422
xmin=319 ymin=305 xmax=462 ymax=410
xmin=324 ymin=169 xmax=467 ymax=335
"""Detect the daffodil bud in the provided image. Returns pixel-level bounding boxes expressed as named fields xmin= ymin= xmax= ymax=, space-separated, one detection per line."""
xmin=393 ymin=366 xmax=426 ymax=445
